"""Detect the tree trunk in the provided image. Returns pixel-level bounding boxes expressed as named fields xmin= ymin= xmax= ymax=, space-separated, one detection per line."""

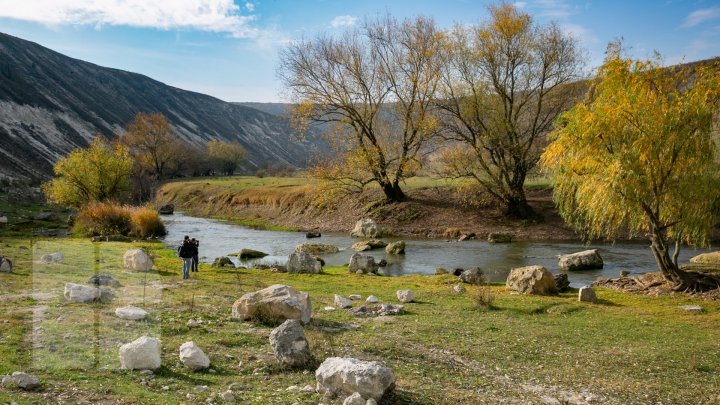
xmin=504 ymin=188 xmax=535 ymax=219
xmin=380 ymin=180 xmax=406 ymax=202
xmin=650 ymin=229 xmax=720 ymax=292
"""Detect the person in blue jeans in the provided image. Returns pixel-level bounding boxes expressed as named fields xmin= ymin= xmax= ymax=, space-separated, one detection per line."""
xmin=178 ymin=235 xmax=194 ymax=280
xmin=191 ymin=238 xmax=199 ymax=272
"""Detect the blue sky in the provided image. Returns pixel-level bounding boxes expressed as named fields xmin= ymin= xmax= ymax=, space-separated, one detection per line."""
xmin=0 ymin=0 xmax=718 ymax=102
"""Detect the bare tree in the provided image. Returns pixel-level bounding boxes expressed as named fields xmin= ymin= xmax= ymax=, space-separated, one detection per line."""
xmin=436 ymin=3 xmax=584 ymax=218
xmin=279 ymin=15 xmax=445 ymax=202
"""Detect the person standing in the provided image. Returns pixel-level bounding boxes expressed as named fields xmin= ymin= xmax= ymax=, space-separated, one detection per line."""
xmin=178 ymin=235 xmax=194 ymax=280
xmin=191 ymin=238 xmax=199 ymax=272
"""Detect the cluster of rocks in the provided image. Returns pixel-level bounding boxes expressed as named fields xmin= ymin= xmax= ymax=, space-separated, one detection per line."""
xmin=351 ymin=239 xmax=386 ymax=252
xmin=326 ymin=290 xmax=411 ymax=317
xmin=119 ymin=336 xmax=211 ymax=371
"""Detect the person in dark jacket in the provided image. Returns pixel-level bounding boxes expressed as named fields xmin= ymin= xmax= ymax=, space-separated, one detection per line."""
xmin=191 ymin=238 xmax=199 ymax=272
xmin=178 ymin=235 xmax=194 ymax=280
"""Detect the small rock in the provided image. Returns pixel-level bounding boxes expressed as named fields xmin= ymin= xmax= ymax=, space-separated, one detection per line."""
xmin=352 ymin=239 xmax=387 ymax=252
xmin=0 ymin=256 xmax=12 ymax=273
xmin=187 ymin=319 xmax=203 ymax=328
xmin=349 ymin=294 xmax=362 ymax=300
xmin=344 ymin=392 xmax=366 ymax=405
xmin=158 ymin=204 xmax=174 ymax=215
xmin=385 ymin=241 xmax=405 ymax=255
xmin=294 ymin=243 xmax=339 ymax=254
xmin=87 ymin=273 xmax=120 ymax=287
xmin=195 ymin=385 xmax=209 ymax=392
xmin=161 ymin=385 xmax=169 ymax=391
xmin=300 ymin=384 xmax=315 ymax=393
xmin=40 ymin=252 xmax=64 ymax=264
xmin=452 ymin=285 xmax=466 ymax=294
xmin=187 ymin=393 xmax=197 ymax=400
xmin=452 ymin=268 xmax=464 ymax=276
xmin=366 ymin=295 xmax=379 ymax=303
xmin=578 ymin=287 xmax=597 ymax=303
xmin=680 ymin=305 xmax=705 ymax=313
xmin=379 ymin=304 xmax=404 ymax=316
xmin=306 ymin=231 xmax=321 ymax=238
xmin=435 ymin=267 xmax=447 ymax=275
xmin=554 ymin=274 xmax=570 ymax=292
xmin=220 ymin=390 xmax=235 ymax=402
xmin=115 ymin=306 xmax=148 ymax=321
xmin=459 ymin=267 xmax=485 ymax=285
xmin=366 ymin=399 xmax=378 ymax=405
xmin=458 ymin=233 xmax=476 ymax=242
xmin=287 ymin=385 xmax=299 ymax=391
xmin=396 ymin=289 xmax=415 ymax=303
xmin=11 ymin=372 xmax=40 ymax=390
xmin=179 ymin=341 xmax=211 ymax=370
xmin=212 ymin=257 xmax=235 ymax=268
xmin=324 ymin=306 xmax=336 ymax=312
xmin=335 ymin=294 xmax=353 ymax=309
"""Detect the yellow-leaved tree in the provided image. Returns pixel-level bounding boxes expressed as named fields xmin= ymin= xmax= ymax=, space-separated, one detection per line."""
xmin=42 ymin=137 xmax=133 ymax=207
xmin=542 ymin=45 xmax=720 ymax=291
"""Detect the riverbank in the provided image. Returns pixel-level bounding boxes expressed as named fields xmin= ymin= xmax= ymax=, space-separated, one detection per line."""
xmin=155 ymin=176 xmax=579 ymax=240
xmin=1 ymin=237 xmax=719 ymax=403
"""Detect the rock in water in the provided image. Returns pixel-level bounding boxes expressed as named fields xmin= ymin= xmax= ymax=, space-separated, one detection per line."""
xmin=487 ymin=232 xmax=513 ymax=243
xmin=351 ymin=239 xmax=387 ymax=252
xmin=64 ymin=283 xmax=112 ymax=303
xmin=179 ymin=341 xmax=210 ymax=370
xmin=236 ymin=248 xmax=268 ymax=259
xmin=115 ymin=305 xmax=148 ymax=321
xmin=0 ymin=256 xmax=12 ymax=273
xmin=558 ymin=249 xmax=603 ymax=271
xmin=348 ymin=253 xmax=378 ymax=274
xmin=459 ymin=267 xmax=485 ymax=285
xmin=396 ymin=290 xmax=415 ymax=303
xmin=286 ymin=251 xmax=322 ymax=274
xmin=11 ymin=372 xmax=40 ymax=390
xmin=554 ymin=273 xmax=570 ymax=292
xmin=158 ymin=204 xmax=174 ymax=215
xmin=123 ymin=249 xmax=154 ymax=271
xmin=294 ymin=243 xmax=339 ymax=254
xmin=506 ymin=266 xmax=557 ymax=295
xmin=385 ymin=241 xmax=405 ymax=255
xmin=119 ymin=336 xmax=161 ymax=370
xmin=212 ymin=257 xmax=235 ymax=268
xmin=40 ymin=252 xmax=64 ymax=264
xmin=350 ymin=218 xmax=381 ymax=238
xmin=306 ymin=231 xmax=321 ymax=238
xmin=334 ymin=294 xmax=353 ymax=309
xmin=269 ymin=319 xmax=313 ymax=368
xmin=231 ymin=284 xmax=312 ymax=324
xmin=578 ymin=287 xmax=597 ymax=303
xmin=315 ymin=357 xmax=396 ymax=401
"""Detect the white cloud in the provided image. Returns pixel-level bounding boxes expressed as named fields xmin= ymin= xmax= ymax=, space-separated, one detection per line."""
xmin=245 ymin=2 xmax=255 ymax=12
xmin=330 ymin=15 xmax=357 ymax=29
xmin=0 ymin=0 xmax=258 ymax=38
xmin=561 ymin=23 xmax=599 ymax=44
xmin=681 ymin=7 xmax=720 ymax=28
xmin=514 ymin=2 xmax=528 ymax=10
xmin=534 ymin=0 xmax=572 ymax=19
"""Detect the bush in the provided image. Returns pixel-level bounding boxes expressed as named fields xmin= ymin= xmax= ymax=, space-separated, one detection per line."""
xmin=130 ymin=206 xmax=167 ymax=238
xmin=472 ymin=286 xmax=496 ymax=311
xmin=74 ymin=202 xmax=166 ymax=238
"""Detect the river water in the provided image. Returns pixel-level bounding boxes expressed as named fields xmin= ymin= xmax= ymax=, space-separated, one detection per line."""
xmin=162 ymin=212 xmax=710 ymax=287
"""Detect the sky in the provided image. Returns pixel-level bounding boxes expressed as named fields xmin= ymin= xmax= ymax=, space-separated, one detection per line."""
xmin=0 ymin=0 xmax=718 ymax=103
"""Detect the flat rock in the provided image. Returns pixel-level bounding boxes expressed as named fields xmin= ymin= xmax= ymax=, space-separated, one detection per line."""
xmin=231 ymin=284 xmax=312 ymax=324
xmin=40 ymin=252 xmax=63 ymax=264
xmin=366 ymin=295 xmax=379 ymax=303
xmin=294 ymin=243 xmax=339 ymax=254
xmin=119 ymin=336 xmax=161 ymax=370
xmin=558 ymin=249 xmax=603 ymax=271
xmin=349 ymin=294 xmax=362 ymax=300
xmin=487 ymin=232 xmax=512 ymax=243
xmin=351 ymin=239 xmax=387 ymax=252
xmin=315 ymin=357 xmax=395 ymax=401
xmin=87 ymin=273 xmax=120 ymax=287
xmin=64 ymin=283 xmax=113 ymax=303
xmin=680 ymin=305 xmax=705 ymax=313
xmin=236 ymin=248 xmax=268 ymax=259
xmin=115 ymin=305 xmax=148 ymax=321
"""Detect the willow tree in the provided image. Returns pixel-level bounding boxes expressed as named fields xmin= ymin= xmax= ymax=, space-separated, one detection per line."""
xmin=436 ymin=3 xmax=584 ymax=218
xmin=279 ymin=15 xmax=444 ymax=202
xmin=542 ymin=47 xmax=720 ymax=291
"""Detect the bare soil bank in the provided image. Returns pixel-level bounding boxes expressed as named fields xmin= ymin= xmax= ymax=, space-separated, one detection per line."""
xmin=155 ymin=179 xmax=579 ymax=240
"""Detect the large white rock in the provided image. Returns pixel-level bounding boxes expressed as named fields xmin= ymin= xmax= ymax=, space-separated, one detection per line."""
xmin=115 ymin=305 xmax=148 ymax=321
xmin=179 ymin=341 xmax=210 ymax=370
xmin=64 ymin=283 xmax=107 ymax=303
xmin=269 ymin=319 xmax=313 ymax=368
xmin=396 ymin=290 xmax=415 ymax=303
xmin=506 ymin=266 xmax=557 ymax=295
xmin=231 ymin=284 xmax=312 ymax=324
xmin=558 ymin=249 xmax=604 ymax=271
xmin=348 ymin=253 xmax=378 ymax=274
xmin=315 ymin=357 xmax=396 ymax=401
xmin=123 ymin=249 xmax=154 ymax=271
xmin=350 ymin=219 xmax=381 ymax=238
xmin=334 ymin=294 xmax=353 ymax=309
xmin=0 ymin=256 xmax=12 ymax=273
xmin=40 ymin=252 xmax=64 ymax=264
xmin=119 ymin=336 xmax=161 ymax=370
xmin=286 ymin=251 xmax=322 ymax=274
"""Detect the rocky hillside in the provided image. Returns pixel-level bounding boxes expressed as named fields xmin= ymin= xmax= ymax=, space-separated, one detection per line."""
xmin=0 ymin=32 xmax=327 ymax=181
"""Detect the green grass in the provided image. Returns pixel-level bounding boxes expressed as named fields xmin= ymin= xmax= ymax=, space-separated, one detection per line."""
xmin=1 ymin=237 xmax=719 ymax=404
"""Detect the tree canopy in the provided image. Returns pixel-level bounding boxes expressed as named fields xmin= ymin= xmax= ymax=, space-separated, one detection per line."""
xmin=42 ymin=137 xmax=133 ymax=207
xmin=207 ymin=140 xmax=247 ymax=176
xmin=541 ymin=45 xmax=720 ymax=291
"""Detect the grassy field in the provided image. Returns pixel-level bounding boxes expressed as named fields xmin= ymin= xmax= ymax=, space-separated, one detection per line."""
xmin=1 ymin=237 xmax=719 ymax=404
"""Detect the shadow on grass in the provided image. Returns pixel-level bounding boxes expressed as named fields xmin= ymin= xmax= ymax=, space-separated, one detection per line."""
xmin=381 ymin=389 xmax=435 ymax=405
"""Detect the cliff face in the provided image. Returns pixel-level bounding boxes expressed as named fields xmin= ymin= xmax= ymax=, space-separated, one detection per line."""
xmin=0 ymin=32 xmax=326 ymax=180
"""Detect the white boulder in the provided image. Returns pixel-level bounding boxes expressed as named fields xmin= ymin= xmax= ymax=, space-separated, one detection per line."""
xmin=558 ymin=249 xmax=604 ymax=271
xmin=119 ymin=336 xmax=161 ymax=370
xmin=123 ymin=248 xmax=154 ymax=271
xmin=315 ymin=357 xmax=396 ymax=401
xmin=179 ymin=341 xmax=210 ymax=370
xmin=64 ymin=283 xmax=106 ymax=303
xmin=366 ymin=295 xmax=379 ymax=303
xmin=231 ymin=284 xmax=312 ymax=324
xmin=396 ymin=289 xmax=415 ymax=303
xmin=506 ymin=265 xmax=557 ymax=295
xmin=115 ymin=305 xmax=148 ymax=321
xmin=335 ymin=294 xmax=353 ymax=308
xmin=350 ymin=218 xmax=381 ymax=238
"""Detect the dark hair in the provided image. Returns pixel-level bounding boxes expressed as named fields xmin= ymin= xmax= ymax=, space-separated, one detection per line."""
xmin=184 ymin=235 xmax=189 ymax=240
xmin=191 ymin=238 xmax=196 ymax=242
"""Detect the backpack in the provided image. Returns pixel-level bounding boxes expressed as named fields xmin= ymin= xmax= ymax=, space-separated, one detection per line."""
xmin=178 ymin=243 xmax=191 ymax=258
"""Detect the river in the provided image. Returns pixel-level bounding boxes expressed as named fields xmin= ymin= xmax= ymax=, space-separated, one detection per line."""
xmin=162 ymin=212 xmax=710 ymax=287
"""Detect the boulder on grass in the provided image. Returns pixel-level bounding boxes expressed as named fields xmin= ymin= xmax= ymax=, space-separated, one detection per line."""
xmin=231 ymin=284 xmax=311 ymax=324
xmin=459 ymin=267 xmax=485 ymax=285
xmin=334 ymin=294 xmax=353 ymax=309
xmin=396 ymin=290 xmax=415 ymax=303
xmin=0 ymin=256 xmax=12 ymax=273
xmin=115 ymin=305 xmax=148 ymax=321
xmin=40 ymin=252 xmax=64 ymax=264
xmin=558 ymin=249 xmax=603 ymax=271
xmin=123 ymin=249 xmax=154 ymax=271
xmin=315 ymin=357 xmax=396 ymax=401
xmin=385 ymin=241 xmax=405 ymax=255
xmin=87 ymin=273 xmax=120 ymax=287
xmin=212 ymin=257 xmax=235 ymax=268
xmin=294 ymin=243 xmax=339 ymax=254
xmin=64 ymin=283 xmax=113 ymax=303
xmin=269 ymin=319 xmax=313 ymax=368
xmin=578 ymin=287 xmax=597 ymax=303
xmin=179 ymin=341 xmax=210 ymax=370
xmin=10 ymin=372 xmax=40 ymax=391
xmin=351 ymin=239 xmax=387 ymax=252
xmin=506 ymin=265 xmax=557 ymax=295
xmin=119 ymin=336 xmax=161 ymax=370
xmin=286 ymin=251 xmax=322 ymax=274
xmin=350 ymin=219 xmax=381 ymax=238
xmin=348 ymin=253 xmax=378 ymax=275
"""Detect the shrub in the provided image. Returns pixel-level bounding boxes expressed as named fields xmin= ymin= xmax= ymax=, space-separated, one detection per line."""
xmin=472 ymin=286 xmax=496 ymax=311
xmin=130 ymin=206 xmax=167 ymax=238
xmin=74 ymin=202 xmax=132 ymax=237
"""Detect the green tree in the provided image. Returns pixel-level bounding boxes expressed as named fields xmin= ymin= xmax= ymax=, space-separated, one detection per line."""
xmin=541 ymin=46 xmax=720 ymax=291
xmin=279 ymin=15 xmax=445 ymax=202
xmin=207 ymin=140 xmax=247 ymax=175
xmin=42 ymin=137 xmax=133 ymax=207
xmin=436 ymin=2 xmax=584 ymax=218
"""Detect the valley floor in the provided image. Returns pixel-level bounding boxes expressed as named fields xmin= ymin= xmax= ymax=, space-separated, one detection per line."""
xmin=1 ymin=238 xmax=719 ymax=404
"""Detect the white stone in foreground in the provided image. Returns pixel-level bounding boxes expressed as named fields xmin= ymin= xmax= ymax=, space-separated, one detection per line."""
xmin=119 ymin=336 xmax=161 ymax=370
xmin=315 ymin=357 xmax=395 ymax=401
xmin=115 ymin=305 xmax=148 ymax=321
xmin=179 ymin=341 xmax=210 ymax=370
